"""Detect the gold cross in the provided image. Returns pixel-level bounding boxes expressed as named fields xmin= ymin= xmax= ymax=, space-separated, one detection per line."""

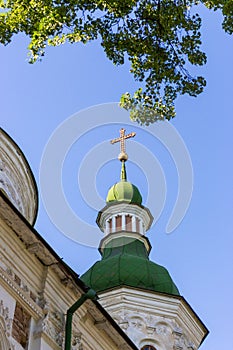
xmin=110 ymin=128 xmax=136 ymax=153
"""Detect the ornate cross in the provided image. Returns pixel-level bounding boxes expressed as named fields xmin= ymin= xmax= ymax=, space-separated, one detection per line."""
xmin=110 ymin=128 xmax=136 ymax=152
xmin=110 ymin=128 xmax=136 ymax=162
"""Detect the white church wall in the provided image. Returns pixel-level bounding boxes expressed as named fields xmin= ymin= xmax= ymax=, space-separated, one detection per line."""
xmin=99 ymin=287 xmax=207 ymax=350
xmin=0 ymin=200 xmax=138 ymax=350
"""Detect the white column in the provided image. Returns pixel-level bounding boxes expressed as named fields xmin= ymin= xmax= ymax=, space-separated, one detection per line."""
xmin=140 ymin=220 xmax=144 ymax=234
xmin=132 ymin=215 xmax=136 ymax=232
xmin=122 ymin=214 xmax=126 ymax=231
xmin=112 ymin=216 xmax=116 ymax=232
xmin=106 ymin=220 xmax=110 ymax=235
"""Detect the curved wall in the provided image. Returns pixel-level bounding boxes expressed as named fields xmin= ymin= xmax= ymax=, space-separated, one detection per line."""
xmin=0 ymin=128 xmax=38 ymax=225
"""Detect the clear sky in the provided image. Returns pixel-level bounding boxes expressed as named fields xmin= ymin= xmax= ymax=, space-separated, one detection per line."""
xmin=1 ymin=5 xmax=233 ymax=350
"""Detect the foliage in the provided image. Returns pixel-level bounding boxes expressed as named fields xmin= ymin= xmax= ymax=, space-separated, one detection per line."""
xmin=0 ymin=0 xmax=231 ymax=124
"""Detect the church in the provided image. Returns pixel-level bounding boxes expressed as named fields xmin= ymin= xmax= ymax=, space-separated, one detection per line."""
xmin=0 ymin=127 xmax=208 ymax=350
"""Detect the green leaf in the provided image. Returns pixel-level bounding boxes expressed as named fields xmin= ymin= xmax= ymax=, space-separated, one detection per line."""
xmin=0 ymin=0 xmax=230 ymax=123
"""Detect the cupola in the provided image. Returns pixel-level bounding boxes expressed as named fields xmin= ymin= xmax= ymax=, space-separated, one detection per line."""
xmin=81 ymin=128 xmax=179 ymax=296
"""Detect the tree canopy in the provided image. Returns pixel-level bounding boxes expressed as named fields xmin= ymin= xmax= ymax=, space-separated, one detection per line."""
xmin=0 ymin=0 xmax=232 ymax=124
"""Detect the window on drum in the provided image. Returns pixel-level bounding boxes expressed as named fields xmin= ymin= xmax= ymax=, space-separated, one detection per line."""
xmin=141 ymin=346 xmax=157 ymax=350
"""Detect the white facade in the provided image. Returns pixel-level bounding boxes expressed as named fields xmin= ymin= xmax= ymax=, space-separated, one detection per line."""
xmin=0 ymin=193 xmax=137 ymax=350
xmin=99 ymin=287 xmax=207 ymax=350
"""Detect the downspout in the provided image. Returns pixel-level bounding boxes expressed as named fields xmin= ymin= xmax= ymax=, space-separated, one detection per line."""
xmin=65 ymin=288 xmax=97 ymax=350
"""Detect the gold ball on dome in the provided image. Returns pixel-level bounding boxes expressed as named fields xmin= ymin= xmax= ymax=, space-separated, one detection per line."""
xmin=118 ymin=152 xmax=128 ymax=161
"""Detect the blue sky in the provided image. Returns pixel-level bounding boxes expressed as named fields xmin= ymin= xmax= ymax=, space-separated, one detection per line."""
xmin=1 ymin=5 xmax=233 ymax=349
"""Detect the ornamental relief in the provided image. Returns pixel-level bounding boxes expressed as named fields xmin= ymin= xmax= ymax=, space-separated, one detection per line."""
xmin=0 ymin=254 xmax=39 ymax=310
xmin=71 ymin=331 xmax=83 ymax=350
xmin=172 ymin=327 xmax=196 ymax=350
xmin=112 ymin=310 xmax=172 ymax=336
xmin=0 ymin=299 xmax=13 ymax=338
xmin=129 ymin=316 xmax=146 ymax=332
xmin=112 ymin=310 xmax=195 ymax=350
xmin=34 ymin=301 xmax=65 ymax=347
xmin=155 ymin=322 xmax=172 ymax=336
xmin=111 ymin=310 xmax=129 ymax=331
xmin=0 ymin=299 xmax=15 ymax=350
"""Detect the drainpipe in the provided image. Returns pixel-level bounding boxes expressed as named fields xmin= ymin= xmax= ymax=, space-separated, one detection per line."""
xmin=65 ymin=288 xmax=97 ymax=350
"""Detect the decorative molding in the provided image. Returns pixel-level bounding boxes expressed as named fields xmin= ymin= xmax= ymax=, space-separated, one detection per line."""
xmin=116 ymin=310 xmax=192 ymax=349
xmin=100 ymin=288 xmax=204 ymax=350
xmin=0 ymin=266 xmax=43 ymax=319
xmin=26 ymin=242 xmax=58 ymax=266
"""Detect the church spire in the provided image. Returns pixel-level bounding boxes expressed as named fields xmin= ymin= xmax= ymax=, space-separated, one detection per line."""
xmin=106 ymin=128 xmax=142 ymax=205
xmin=121 ymin=161 xmax=127 ymax=181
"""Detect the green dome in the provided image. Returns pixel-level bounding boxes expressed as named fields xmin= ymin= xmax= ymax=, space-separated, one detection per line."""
xmin=81 ymin=238 xmax=179 ymax=296
xmin=106 ymin=161 xmax=142 ymax=205
xmin=106 ymin=181 xmax=142 ymax=205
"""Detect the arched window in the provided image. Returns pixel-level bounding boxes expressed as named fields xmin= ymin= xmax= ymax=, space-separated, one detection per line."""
xmin=141 ymin=346 xmax=157 ymax=350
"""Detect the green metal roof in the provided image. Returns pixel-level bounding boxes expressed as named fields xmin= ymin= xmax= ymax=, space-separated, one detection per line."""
xmin=106 ymin=162 xmax=142 ymax=205
xmin=81 ymin=238 xmax=179 ymax=296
